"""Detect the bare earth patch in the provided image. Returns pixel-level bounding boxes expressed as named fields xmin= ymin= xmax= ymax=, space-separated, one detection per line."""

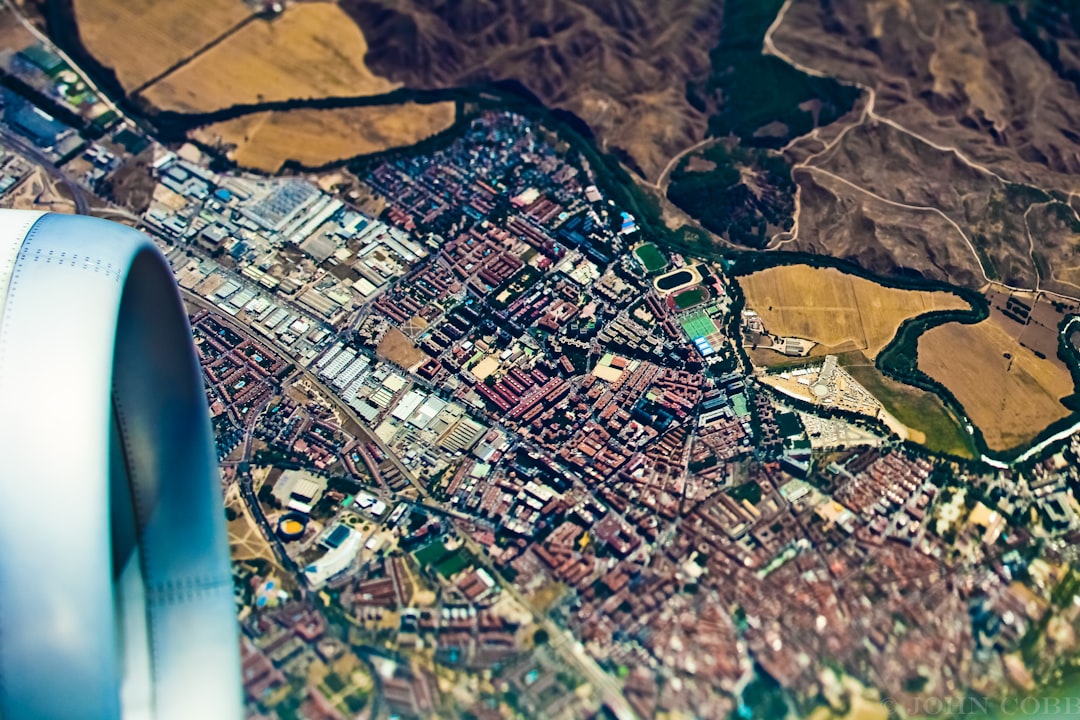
xmin=340 ymin=0 xmax=724 ymax=180
xmin=5 ymin=168 xmax=76 ymax=214
xmin=224 ymin=484 xmax=278 ymax=566
xmin=0 ymin=6 xmax=36 ymax=54
xmin=771 ymin=0 xmax=1080 ymax=293
xmin=376 ymin=328 xmax=429 ymax=370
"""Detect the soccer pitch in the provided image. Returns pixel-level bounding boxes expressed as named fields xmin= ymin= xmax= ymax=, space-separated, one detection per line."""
xmin=633 ymin=243 xmax=668 ymax=273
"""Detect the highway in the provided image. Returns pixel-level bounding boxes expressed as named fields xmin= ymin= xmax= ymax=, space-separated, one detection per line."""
xmin=0 ymin=128 xmax=89 ymax=214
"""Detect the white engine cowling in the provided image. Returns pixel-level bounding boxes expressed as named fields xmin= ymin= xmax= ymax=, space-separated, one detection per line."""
xmin=0 ymin=211 xmax=241 ymax=719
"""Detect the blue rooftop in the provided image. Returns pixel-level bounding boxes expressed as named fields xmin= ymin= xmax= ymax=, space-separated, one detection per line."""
xmin=324 ymin=524 xmax=351 ymax=549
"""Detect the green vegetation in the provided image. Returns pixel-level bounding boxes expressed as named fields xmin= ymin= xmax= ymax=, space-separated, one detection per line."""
xmin=274 ymin=695 xmax=303 ymax=720
xmin=1051 ymin=567 xmax=1080 ymax=608
xmin=689 ymin=455 xmax=719 ymax=473
xmin=256 ymin=483 xmax=279 ymax=508
xmin=632 ymin=243 xmax=668 ymax=273
xmin=667 ymin=142 xmax=795 ymax=248
xmin=673 ymin=285 xmax=709 ymax=309
xmin=727 ymin=480 xmax=762 ymax=505
xmin=668 ymin=0 xmax=859 ymax=249
xmin=735 ymin=665 xmax=789 ymax=720
xmin=969 ymin=233 xmax=1001 ymax=282
xmin=414 ymin=540 xmax=449 ymax=566
xmin=413 ymin=540 xmax=472 ymax=576
xmin=434 ymin=549 xmax=473 ymax=577
xmin=1057 ymin=317 xmax=1080 ymax=412
xmin=342 ymin=693 xmax=368 ymax=714
xmin=700 ymin=0 xmax=860 ymax=145
xmin=841 ymin=355 xmax=977 ymax=459
xmin=753 ymin=354 xmax=819 ymax=372
xmin=323 ymin=673 xmax=346 ymax=694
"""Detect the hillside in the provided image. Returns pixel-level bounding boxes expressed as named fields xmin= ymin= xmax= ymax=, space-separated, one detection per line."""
xmin=769 ymin=0 xmax=1080 ymax=292
xmin=340 ymin=0 xmax=725 ymax=180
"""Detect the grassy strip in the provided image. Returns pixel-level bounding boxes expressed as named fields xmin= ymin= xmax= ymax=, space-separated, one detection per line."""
xmin=840 ymin=356 xmax=976 ymax=459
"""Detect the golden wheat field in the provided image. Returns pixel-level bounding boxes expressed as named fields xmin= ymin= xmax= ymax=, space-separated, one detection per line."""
xmin=740 ymin=264 xmax=969 ymax=360
xmin=918 ymin=317 xmax=1075 ymax=452
xmin=194 ymin=103 xmax=456 ymax=173
xmin=141 ymin=3 xmax=398 ymax=113
xmin=73 ymin=0 xmax=252 ymax=91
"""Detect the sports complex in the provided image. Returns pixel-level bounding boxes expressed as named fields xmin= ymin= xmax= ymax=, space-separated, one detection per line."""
xmin=681 ymin=310 xmax=726 ymax=357
xmin=653 ymin=264 xmax=703 ymax=294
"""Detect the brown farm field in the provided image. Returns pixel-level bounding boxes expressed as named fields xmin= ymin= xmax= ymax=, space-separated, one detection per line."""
xmin=141 ymin=3 xmax=398 ymax=113
xmin=194 ymin=103 xmax=456 ymax=173
xmin=740 ymin=265 xmax=970 ymax=361
xmin=73 ymin=0 xmax=252 ymax=91
xmin=984 ymin=287 xmax=1080 ymax=371
xmin=918 ymin=316 xmax=1076 ymax=452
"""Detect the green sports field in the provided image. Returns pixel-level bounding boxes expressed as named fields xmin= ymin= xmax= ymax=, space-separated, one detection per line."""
xmin=681 ymin=311 xmax=717 ymax=339
xmin=633 ymin=243 xmax=668 ymax=273
xmin=673 ymin=286 xmax=709 ymax=309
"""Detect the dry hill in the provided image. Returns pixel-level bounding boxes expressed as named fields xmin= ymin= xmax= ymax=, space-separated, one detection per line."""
xmin=340 ymin=0 xmax=724 ymax=180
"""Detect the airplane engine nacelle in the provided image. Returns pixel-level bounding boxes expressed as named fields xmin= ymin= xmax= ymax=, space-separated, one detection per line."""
xmin=0 ymin=211 xmax=241 ymax=719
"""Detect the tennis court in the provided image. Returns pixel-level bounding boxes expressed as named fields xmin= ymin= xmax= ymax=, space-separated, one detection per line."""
xmin=681 ymin=311 xmax=717 ymax=339
xmin=681 ymin=310 xmax=726 ymax=358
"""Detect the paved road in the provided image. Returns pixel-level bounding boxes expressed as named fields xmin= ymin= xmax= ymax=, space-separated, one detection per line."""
xmin=0 ymin=129 xmax=89 ymax=214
